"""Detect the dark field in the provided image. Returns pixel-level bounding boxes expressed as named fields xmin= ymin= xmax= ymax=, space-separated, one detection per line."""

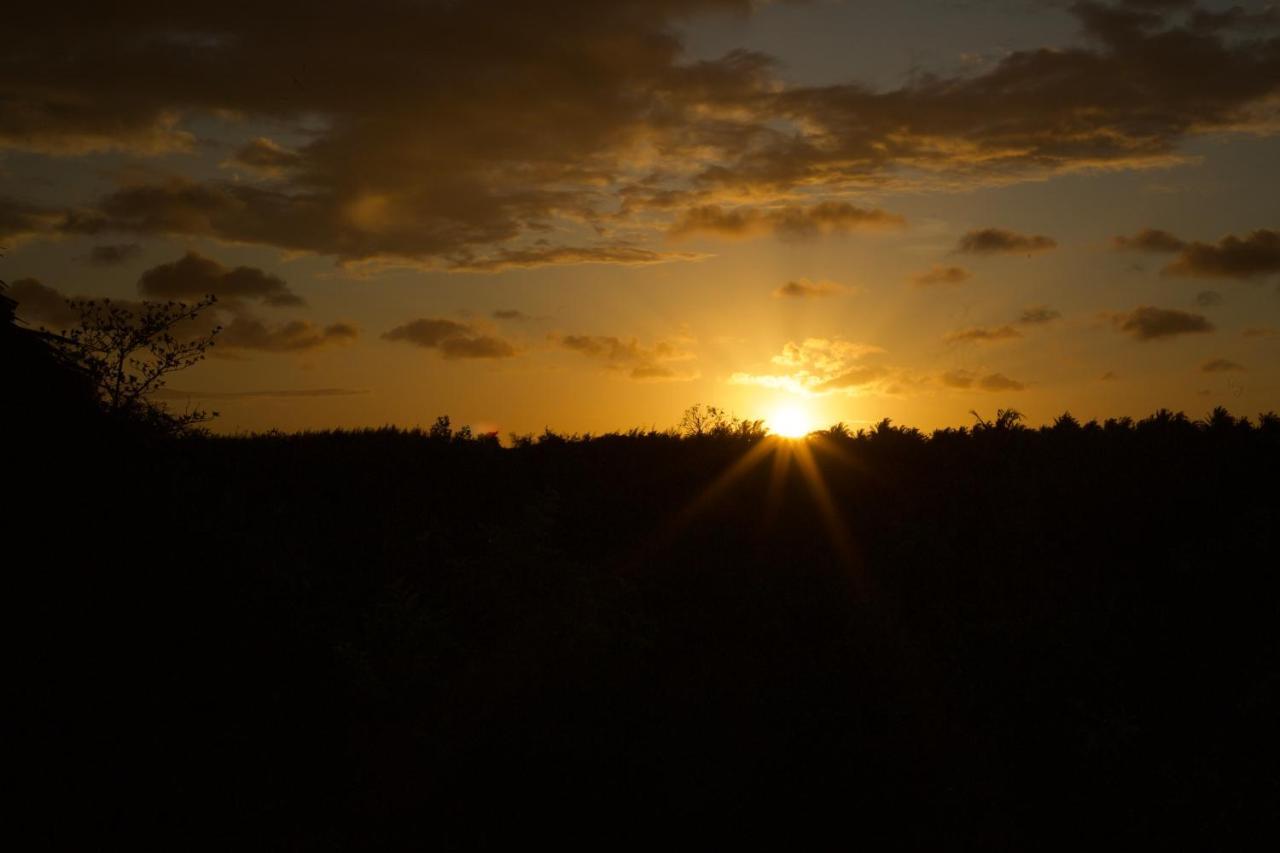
xmin=15 ymin=406 xmax=1280 ymax=849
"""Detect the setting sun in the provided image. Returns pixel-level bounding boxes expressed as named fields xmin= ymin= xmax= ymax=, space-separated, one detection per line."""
xmin=768 ymin=405 xmax=813 ymax=438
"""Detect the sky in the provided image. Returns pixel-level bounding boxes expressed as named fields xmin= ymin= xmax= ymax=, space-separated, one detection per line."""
xmin=3 ymin=0 xmax=1278 ymax=436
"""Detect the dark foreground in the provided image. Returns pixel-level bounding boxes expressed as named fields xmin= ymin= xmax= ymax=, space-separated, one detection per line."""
xmin=15 ymin=410 xmax=1280 ymax=849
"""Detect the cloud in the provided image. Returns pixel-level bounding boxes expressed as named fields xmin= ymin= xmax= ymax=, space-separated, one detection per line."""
xmin=1201 ymin=358 xmax=1245 ymax=373
xmin=139 ymin=251 xmax=303 ymax=306
xmin=227 ymin=138 xmax=302 ymax=176
xmin=383 ymin=318 xmax=516 ymax=359
xmin=1194 ymin=290 xmax=1223 ymax=307
xmin=1018 ymin=306 xmax=1062 ymax=325
xmin=492 ymin=309 xmax=528 ymax=321
xmin=730 ymin=338 xmax=890 ymax=395
xmin=945 ymin=325 xmax=1023 ymax=344
xmin=1242 ymin=326 xmax=1276 ymax=338
xmin=1112 ymin=228 xmax=1186 ymax=252
xmin=9 ymin=274 xmax=354 ymax=353
xmin=154 ymin=387 xmax=369 ymax=400
xmin=1100 ymin=371 xmax=1119 ymax=381
xmin=2 ymin=1 xmax=1279 ymax=266
xmin=1114 ymin=305 xmax=1214 ymax=340
xmin=449 ymin=245 xmax=703 ymax=272
xmin=555 ymin=333 xmax=697 ymax=381
xmin=85 ymin=243 xmax=143 ymax=266
xmin=669 ymin=203 xmax=905 ymax=241
xmin=911 ymin=265 xmax=971 ymax=287
xmin=773 ymin=279 xmax=844 ymax=299
xmin=979 ymin=373 xmax=1026 ymax=392
xmin=1160 ymin=229 xmax=1280 ymax=280
xmin=219 ymin=317 xmax=358 ymax=353
xmin=6 ymin=278 xmax=80 ymax=327
xmin=941 ymin=369 xmax=1025 ymax=391
xmin=954 ymin=228 xmax=1057 ymax=255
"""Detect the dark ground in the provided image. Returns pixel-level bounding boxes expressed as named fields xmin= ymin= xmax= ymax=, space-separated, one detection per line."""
xmin=13 ymin=405 xmax=1280 ymax=850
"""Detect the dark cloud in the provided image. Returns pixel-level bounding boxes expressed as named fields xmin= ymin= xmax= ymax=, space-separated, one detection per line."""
xmin=1201 ymin=358 xmax=1244 ymax=373
xmin=139 ymin=251 xmax=303 ymax=306
xmin=1242 ymin=326 xmax=1276 ymax=338
xmin=1101 ymin=371 xmax=1119 ymax=381
xmin=955 ymin=229 xmax=1057 ymax=256
xmin=556 ymin=333 xmax=697 ymax=381
xmin=492 ymin=309 xmax=528 ymax=321
xmin=1161 ymin=229 xmax=1280 ymax=280
xmin=1018 ymin=306 xmax=1062 ymax=325
xmin=1114 ymin=305 xmax=1214 ymax=340
xmin=669 ymin=203 xmax=905 ymax=241
xmin=1113 ymin=228 xmax=1186 ymax=252
xmin=86 ymin=243 xmax=143 ymax=266
xmin=6 ymin=278 xmax=80 ymax=327
xmin=911 ymin=265 xmax=971 ymax=287
xmin=383 ymin=318 xmax=515 ymax=359
xmin=1194 ymin=290 xmax=1223 ymax=307
xmin=945 ymin=325 xmax=1023 ymax=344
xmin=2 ymin=1 xmax=1278 ymax=266
xmin=773 ymin=279 xmax=843 ymax=299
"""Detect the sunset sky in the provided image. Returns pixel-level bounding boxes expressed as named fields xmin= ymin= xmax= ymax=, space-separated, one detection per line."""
xmin=3 ymin=0 xmax=1278 ymax=436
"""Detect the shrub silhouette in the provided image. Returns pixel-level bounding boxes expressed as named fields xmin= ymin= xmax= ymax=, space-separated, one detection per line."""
xmin=11 ymin=385 xmax=1280 ymax=849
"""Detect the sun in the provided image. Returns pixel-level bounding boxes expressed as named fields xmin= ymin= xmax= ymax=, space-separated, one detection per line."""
xmin=768 ymin=405 xmax=813 ymax=439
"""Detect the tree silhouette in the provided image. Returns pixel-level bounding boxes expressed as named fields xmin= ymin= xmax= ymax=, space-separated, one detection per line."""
xmin=51 ymin=295 xmax=222 ymax=433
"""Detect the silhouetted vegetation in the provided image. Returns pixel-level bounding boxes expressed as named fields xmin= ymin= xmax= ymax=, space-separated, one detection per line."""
xmin=10 ymin=310 xmax=1280 ymax=848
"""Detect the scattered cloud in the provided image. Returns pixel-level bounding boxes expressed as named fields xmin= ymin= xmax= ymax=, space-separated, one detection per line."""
xmin=9 ymin=272 xmax=354 ymax=353
xmin=1100 ymin=371 xmax=1119 ymax=381
xmin=139 ymin=251 xmax=303 ymax=306
xmin=492 ymin=309 xmax=528 ymax=321
xmin=449 ymin=245 xmax=702 ymax=272
xmin=941 ymin=369 xmax=1026 ymax=392
xmin=911 ymin=265 xmax=971 ymax=287
xmin=1112 ymin=228 xmax=1186 ymax=253
xmin=730 ymin=338 xmax=890 ymax=395
xmin=1202 ymin=358 xmax=1245 ymax=373
xmin=1194 ymin=290 xmax=1224 ymax=307
xmin=383 ymin=318 xmax=516 ymax=359
xmin=555 ymin=333 xmax=697 ymax=381
xmin=1114 ymin=305 xmax=1214 ymax=340
xmin=154 ymin=387 xmax=369 ymax=400
xmin=954 ymin=228 xmax=1056 ymax=256
xmin=6 ymin=278 xmax=81 ymax=327
xmin=227 ymin=137 xmax=302 ymax=176
xmin=220 ymin=318 xmax=358 ymax=353
xmin=979 ymin=373 xmax=1026 ymax=392
xmin=85 ymin=243 xmax=143 ymax=266
xmin=773 ymin=278 xmax=845 ymax=299
xmin=1161 ymin=229 xmax=1280 ymax=280
xmin=1018 ymin=306 xmax=1062 ymax=325
xmin=1242 ymin=326 xmax=1276 ymax=338
xmin=945 ymin=325 xmax=1023 ymax=344
xmin=669 ymin=203 xmax=905 ymax=241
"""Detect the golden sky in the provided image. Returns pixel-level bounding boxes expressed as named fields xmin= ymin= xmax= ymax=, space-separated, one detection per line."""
xmin=3 ymin=0 xmax=1278 ymax=435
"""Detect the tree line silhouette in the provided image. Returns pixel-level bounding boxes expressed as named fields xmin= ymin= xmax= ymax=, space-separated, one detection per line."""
xmin=7 ymin=288 xmax=1279 ymax=849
